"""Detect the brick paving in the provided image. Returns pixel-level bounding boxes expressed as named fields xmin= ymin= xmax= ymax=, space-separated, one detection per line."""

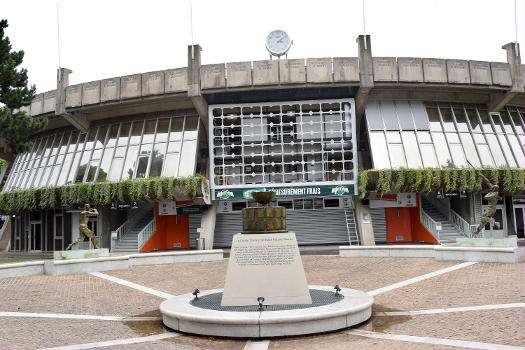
xmin=0 ymin=257 xmax=523 ymax=350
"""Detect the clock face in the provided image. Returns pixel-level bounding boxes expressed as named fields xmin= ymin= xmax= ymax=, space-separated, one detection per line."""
xmin=265 ymin=30 xmax=291 ymax=56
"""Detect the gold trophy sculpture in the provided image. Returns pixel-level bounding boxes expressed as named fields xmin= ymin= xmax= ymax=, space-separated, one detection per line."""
xmin=66 ymin=204 xmax=100 ymax=250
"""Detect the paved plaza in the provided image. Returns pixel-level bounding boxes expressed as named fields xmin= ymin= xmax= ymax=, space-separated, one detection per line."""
xmin=0 ymin=256 xmax=524 ymax=350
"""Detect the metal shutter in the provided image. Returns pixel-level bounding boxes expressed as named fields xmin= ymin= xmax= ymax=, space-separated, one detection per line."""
xmin=213 ymin=209 xmax=353 ymax=248
xmin=188 ymin=214 xmax=202 ymax=248
xmin=370 ymin=208 xmax=387 ymax=243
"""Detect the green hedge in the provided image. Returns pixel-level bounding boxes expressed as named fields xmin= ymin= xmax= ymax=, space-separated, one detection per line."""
xmin=0 ymin=175 xmax=209 ymax=214
xmin=359 ymin=167 xmax=525 ymax=197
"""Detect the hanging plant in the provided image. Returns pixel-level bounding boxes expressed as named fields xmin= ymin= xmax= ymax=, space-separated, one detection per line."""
xmin=358 ymin=170 xmax=368 ymax=198
xmin=502 ymin=167 xmax=513 ymax=193
xmin=422 ymin=168 xmax=433 ymax=192
xmin=393 ymin=168 xmax=406 ymax=193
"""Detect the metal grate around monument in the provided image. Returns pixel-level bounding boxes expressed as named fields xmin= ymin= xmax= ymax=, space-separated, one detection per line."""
xmin=191 ymin=288 xmax=343 ymax=312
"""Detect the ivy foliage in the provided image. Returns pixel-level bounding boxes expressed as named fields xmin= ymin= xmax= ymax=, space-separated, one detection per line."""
xmin=0 ymin=174 xmax=209 ymax=214
xmin=359 ymin=167 xmax=525 ymax=196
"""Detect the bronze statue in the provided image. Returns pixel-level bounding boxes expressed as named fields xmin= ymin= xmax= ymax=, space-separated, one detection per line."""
xmin=66 ymin=204 xmax=100 ymax=250
xmin=473 ymin=170 xmax=501 ymax=236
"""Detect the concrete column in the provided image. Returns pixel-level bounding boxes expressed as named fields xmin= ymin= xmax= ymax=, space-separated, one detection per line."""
xmin=489 ymin=42 xmax=524 ymax=112
xmin=355 ymin=35 xmax=374 ymax=139
xmin=70 ymin=212 xmax=80 ymax=249
xmin=199 ymin=203 xmax=216 ymax=250
xmin=55 ymin=67 xmax=89 ymax=132
xmin=356 ymin=201 xmax=375 ymax=246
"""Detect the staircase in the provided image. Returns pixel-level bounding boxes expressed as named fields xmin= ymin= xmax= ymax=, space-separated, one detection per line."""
xmin=344 ymin=208 xmax=360 ymax=245
xmin=112 ymin=212 xmax=154 ymax=252
xmin=421 ymin=200 xmax=465 ymax=243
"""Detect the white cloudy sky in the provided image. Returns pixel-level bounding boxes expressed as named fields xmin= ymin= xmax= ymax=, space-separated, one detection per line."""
xmin=2 ymin=0 xmax=524 ymax=92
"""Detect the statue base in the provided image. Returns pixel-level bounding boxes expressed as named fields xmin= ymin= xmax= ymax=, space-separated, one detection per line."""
xmin=53 ymin=248 xmax=109 ymax=260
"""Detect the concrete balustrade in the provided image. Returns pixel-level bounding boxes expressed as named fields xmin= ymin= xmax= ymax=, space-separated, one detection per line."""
xmin=27 ymin=56 xmax=518 ymax=117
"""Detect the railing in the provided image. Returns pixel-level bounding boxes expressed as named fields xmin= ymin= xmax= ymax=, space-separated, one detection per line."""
xmin=420 ymin=208 xmax=441 ymax=243
xmin=138 ymin=218 xmax=156 ymax=250
xmin=450 ymin=209 xmax=472 ymax=238
xmin=110 ymin=206 xmax=152 ymax=250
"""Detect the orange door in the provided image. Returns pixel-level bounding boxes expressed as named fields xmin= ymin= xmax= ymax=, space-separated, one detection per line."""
xmin=385 ymin=207 xmax=412 ymax=243
xmin=141 ymin=204 xmax=190 ymax=252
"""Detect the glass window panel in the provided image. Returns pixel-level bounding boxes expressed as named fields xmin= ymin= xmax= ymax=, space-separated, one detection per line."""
xmin=432 ymin=133 xmax=453 ymax=167
xmin=453 ymin=108 xmax=469 ymax=132
xmin=108 ymin=158 xmax=124 ymax=182
xmin=497 ymin=134 xmax=517 ymax=167
xmin=402 ymin=132 xmax=423 ymax=168
xmin=395 ymin=101 xmax=415 ymax=130
xmin=129 ymin=121 xmax=143 ymax=145
xmin=167 ymin=141 xmax=182 ymax=153
xmin=59 ymin=132 xmax=69 ymax=154
xmin=449 ymin=144 xmax=467 ymax=167
xmin=324 ymin=114 xmax=343 ymax=139
xmin=139 ymin=143 xmax=152 ymax=155
xmin=67 ymin=152 xmax=82 ymax=184
xmin=57 ymin=153 xmax=73 ymax=186
xmin=43 ymin=137 xmax=54 ymax=156
xmin=499 ymin=112 xmax=516 ymax=134
xmin=439 ymin=107 xmax=456 ymax=132
xmin=114 ymin=146 xmax=127 ymax=158
xmin=418 ymin=131 xmax=432 ymax=143
xmin=142 ymin=120 xmax=156 ymax=144
xmin=369 ymin=132 xmax=390 ymax=169
xmin=135 ymin=157 xmax=149 ymax=179
xmin=67 ymin=132 xmax=79 ymax=152
xmin=170 ymin=118 xmax=184 ymax=141
xmin=95 ymin=126 xmax=108 ymax=149
xmin=490 ymin=114 xmax=504 ymax=133
xmin=106 ymin=125 xmax=119 ymax=147
xmin=365 ymin=101 xmax=384 ymax=130
xmin=84 ymin=128 xmax=97 ymax=151
xmin=75 ymin=153 xmax=90 ymax=183
xmin=386 ymin=132 xmax=401 ymax=143
xmin=85 ymin=160 xmax=99 ymax=182
xmin=410 ymin=101 xmax=430 ymax=131
xmin=388 ymin=144 xmax=406 ymax=168
xmin=40 ymin=167 xmax=52 ymax=187
xmin=477 ymin=144 xmax=495 ymax=167
xmin=479 ymin=111 xmax=493 ymax=133
xmin=446 ymin=132 xmax=460 ymax=143
xmin=509 ymin=111 xmax=525 ymax=134
xmin=185 ymin=116 xmax=199 ymax=130
xmin=91 ymin=149 xmax=102 ymax=160
xmin=242 ymin=117 xmax=264 ymax=142
xmin=179 ymin=139 xmax=197 ymax=176
xmin=122 ymin=145 xmax=139 ymax=179
xmin=427 ymin=108 xmax=442 ymax=132
xmin=117 ymin=123 xmax=131 ymax=146
xmin=484 ymin=134 xmax=506 ymax=166
xmin=459 ymin=133 xmax=481 ymax=167
xmin=381 ymin=101 xmax=399 ymax=130
xmin=155 ymin=118 xmax=170 ymax=142
xmin=466 ymin=109 xmax=482 ymax=132
xmin=420 ymin=144 xmax=438 ymax=168
xmin=163 ymin=153 xmax=179 ymax=177
xmin=149 ymin=144 xmax=165 ymax=178
xmin=97 ymin=148 xmax=113 ymax=182
xmin=298 ymin=114 xmax=322 ymax=139
xmin=507 ymin=135 xmax=525 ymax=165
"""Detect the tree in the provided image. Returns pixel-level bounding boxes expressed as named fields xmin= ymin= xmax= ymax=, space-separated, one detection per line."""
xmin=0 ymin=19 xmax=47 ymax=161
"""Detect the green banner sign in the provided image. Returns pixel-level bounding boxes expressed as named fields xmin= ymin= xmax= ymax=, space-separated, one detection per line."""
xmin=215 ymin=184 xmax=355 ymax=201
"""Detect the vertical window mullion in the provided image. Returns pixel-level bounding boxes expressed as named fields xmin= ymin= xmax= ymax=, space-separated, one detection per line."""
xmin=92 ymin=125 xmax=111 ymax=183
xmin=82 ymin=127 xmax=100 ymax=183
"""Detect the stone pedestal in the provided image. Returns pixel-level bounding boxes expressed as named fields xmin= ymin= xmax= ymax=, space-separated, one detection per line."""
xmin=221 ymin=232 xmax=311 ymax=306
xmin=54 ymin=248 xmax=109 ymax=260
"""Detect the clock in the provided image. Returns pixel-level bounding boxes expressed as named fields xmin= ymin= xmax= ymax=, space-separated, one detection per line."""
xmin=265 ymin=30 xmax=292 ymax=57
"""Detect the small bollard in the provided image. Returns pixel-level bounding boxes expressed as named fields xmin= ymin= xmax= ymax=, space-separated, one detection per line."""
xmin=334 ymin=285 xmax=341 ymax=296
xmin=192 ymin=288 xmax=200 ymax=301
xmin=257 ymin=297 xmax=265 ymax=311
